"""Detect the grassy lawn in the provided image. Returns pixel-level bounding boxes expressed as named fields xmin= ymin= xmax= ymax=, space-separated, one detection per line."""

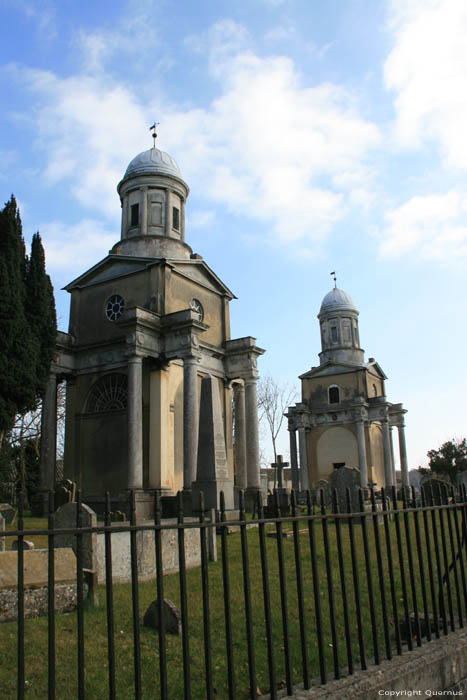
xmin=1 ymin=507 xmax=465 ymax=699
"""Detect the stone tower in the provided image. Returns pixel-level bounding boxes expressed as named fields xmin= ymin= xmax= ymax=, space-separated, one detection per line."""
xmin=39 ymin=142 xmax=264 ymax=516
xmin=286 ymin=286 xmax=408 ymax=491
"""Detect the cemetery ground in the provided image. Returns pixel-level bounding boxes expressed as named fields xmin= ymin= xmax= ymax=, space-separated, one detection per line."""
xmin=0 ymin=506 xmax=464 ymax=699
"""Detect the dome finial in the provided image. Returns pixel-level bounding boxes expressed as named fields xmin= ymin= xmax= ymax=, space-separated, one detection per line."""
xmin=149 ymin=121 xmax=159 ymax=148
xmin=330 ymin=270 xmax=337 ymax=289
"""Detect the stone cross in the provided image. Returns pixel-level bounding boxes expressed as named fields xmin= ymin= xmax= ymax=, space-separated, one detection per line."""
xmin=271 ymin=454 xmax=289 ymax=489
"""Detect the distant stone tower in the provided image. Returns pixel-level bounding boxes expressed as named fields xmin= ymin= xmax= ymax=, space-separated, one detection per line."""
xmin=39 ymin=141 xmax=264 ymax=516
xmin=286 ymin=287 xmax=408 ymax=490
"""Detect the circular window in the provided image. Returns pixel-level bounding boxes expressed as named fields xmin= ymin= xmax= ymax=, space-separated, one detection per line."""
xmin=189 ymin=298 xmax=204 ymax=321
xmin=106 ymin=294 xmax=125 ymax=321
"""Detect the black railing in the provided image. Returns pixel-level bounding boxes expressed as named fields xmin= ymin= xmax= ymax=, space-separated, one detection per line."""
xmin=2 ymin=484 xmax=467 ymax=699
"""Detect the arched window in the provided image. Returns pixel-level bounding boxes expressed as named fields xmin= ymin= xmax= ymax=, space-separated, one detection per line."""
xmin=372 ymin=383 xmax=378 ymax=397
xmin=328 ymin=385 xmax=340 ymax=404
xmin=85 ymin=374 xmax=128 ymax=413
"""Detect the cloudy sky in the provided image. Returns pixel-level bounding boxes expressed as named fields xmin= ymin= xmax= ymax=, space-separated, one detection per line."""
xmin=1 ymin=0 xmax=466 ymax=469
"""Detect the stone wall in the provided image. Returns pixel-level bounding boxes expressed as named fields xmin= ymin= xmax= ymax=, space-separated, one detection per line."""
xmin=0 ymin=583 xmax=87 ymax=623
xmin=261 ymin=628 xmax=467 ymax=699
xmin=95 ymin=518 xmax=217 ymax=584
xmin=0 ymin=548 xmax=83 ymax=623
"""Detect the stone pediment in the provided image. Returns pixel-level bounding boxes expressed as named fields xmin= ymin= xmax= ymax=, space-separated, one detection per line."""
xmin=365 ymin=360 xmax=387 ymax=380
xmin=300 ymin=360 xmax=365 ymax=379
xmin=171 ymin=260 xmax=236 ymax=299
xmin=64 ymin=255 xmax=155 ymax=291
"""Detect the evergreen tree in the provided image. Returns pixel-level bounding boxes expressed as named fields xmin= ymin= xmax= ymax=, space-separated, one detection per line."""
xmin=0 ymin=197 xmax=37 ymax=436
xmin=25 ymin=232 xmax=57 ymax=397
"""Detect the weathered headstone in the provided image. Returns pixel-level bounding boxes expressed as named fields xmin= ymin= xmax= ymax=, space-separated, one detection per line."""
xmin=111 ymin=510 xmax=126 ymax=522
xmin=55 ymin=480 xmax=76 ymax=509
xmin=53 ymin=502 xmax=97 ymax=572
xmin=420 ymin=476 xmax=451 ymax=505
xmin=192 ymin=375 xmax=234 ymax=511
xmin=309 ymin=479 xmax=330 ymax=508
xmin=329 ymin=466 xmax=362 ymax=513
xmin=0 ymin=503 xmax=16 ymax=525
xmin=12 ymin=539 xmax=35 ymax=550
xmin=144 ymin=599 xmax=182 ymax=635
xmin=0 ymin=514 xmax=5 ymax=552
xmin=456 ymin=471 xmax=467 ymax=493
xmin=55 ymin=486 xmax=72 ymax=508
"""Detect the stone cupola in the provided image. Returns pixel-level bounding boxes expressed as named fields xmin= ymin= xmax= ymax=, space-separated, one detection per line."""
xmin=318 ymin=287 xmax=364 ymax=365
xmin=113 ymin=146 xmax=192 ymax=259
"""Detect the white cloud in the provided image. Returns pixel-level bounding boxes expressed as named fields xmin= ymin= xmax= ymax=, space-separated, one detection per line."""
xmin=378 ymin=190 xmax=467 ymax=259
xmin=11 ymin=66 xmax=148 ymax=217
xmin=385 ymin=0 xmax=467 ymax=169
xmin=190 ymin=209 xmax=216 ymax=229
xmin=11 ymin=17 xmax=381 ymax=252
xmin=40 ymin=219 xmax=117 ymax=277
xmin=164 ymin=41 xmax=381 ymax=244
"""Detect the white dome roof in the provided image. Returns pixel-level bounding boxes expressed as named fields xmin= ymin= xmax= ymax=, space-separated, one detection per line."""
xmin=319 ymin=287 xmax=357 ymax=314
xmin=123 ymin=147 xmax=182 ymax=180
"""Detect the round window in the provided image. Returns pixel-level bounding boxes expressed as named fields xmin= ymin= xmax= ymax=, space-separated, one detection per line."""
xmin=189 ymin=298 xmax=204 ymax=322
xmin=106 ymin=294 xmax=125 ymax=321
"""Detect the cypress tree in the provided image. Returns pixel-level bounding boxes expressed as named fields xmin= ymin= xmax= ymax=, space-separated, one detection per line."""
xmin=25 ymin=232 xmax=57 ymax=397
xmin=0 ymin=197 xmax=39 ymax=435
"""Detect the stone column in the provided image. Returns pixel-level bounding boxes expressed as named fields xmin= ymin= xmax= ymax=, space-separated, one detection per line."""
xmin=356 ymin=419 xmax=368 ymax=488
xmin=398 ymin=422 xmax=409 ymax=489
xmin=298 ymin=427 xmax=309 ymax=491
xmin=127 ymin=355 xmax=143 ymax=490
xmin=289 ymin=428 xmax=299 ymax=492
xmin=233 ymin=382 xmax=247 ymax=489
xmin=382 ymin=419 xmax=393 ymax=489
xmin=121 ymin=198 xmax=128 ymax=238
xmin=165 ymin=188 xmax=171 ymax=237
xmin=39 ymin=373 xmax=58 ymax=505
xmin=141 ymin=186 xmax=148 ymax=236
xmin=390 ymin=426 xmax=397 ymax=487
xmin=245 ymin=378 xmax=260 ymax=490
xmin=183 ymin=356 xmax=199 ymax=489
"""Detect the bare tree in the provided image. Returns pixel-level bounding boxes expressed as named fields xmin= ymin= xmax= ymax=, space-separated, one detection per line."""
xmin=257 ymin=374 xmax=297 ymax=484
xmin=0 ymin=382 xmax=66 ymax=503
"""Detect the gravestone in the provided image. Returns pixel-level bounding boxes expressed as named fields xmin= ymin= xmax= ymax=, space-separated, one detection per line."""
xmin=456 ymin=471 xmax=467 ymax=493
xmin=192 ymin=375 xmax=234 ymax=511
xmin=12 ymin=540 xmax=34 ymax=550
xmin=268 ymin=455 xmax=290 ymax=513
xmin=111 ymin=510 xmax=126 ymax=522
xmin=0 ymin=503 xmax=16 ymax=525
xmin=310 ymin=479 xmax=331 ymax=508
xmin=144 ymin=599 xmax=182 ymax=635
xmin=328 ymin=466 xmax=362 ymax=513
xmin=0 ymin=514 xmax=4 ymax=552
xmin=420 ymin=477 xmax=451 ymax=505
xmin=53 ymin=502 xmax=97 ymax=572
xmin=55 ymin=480 xmax=76 ymax=509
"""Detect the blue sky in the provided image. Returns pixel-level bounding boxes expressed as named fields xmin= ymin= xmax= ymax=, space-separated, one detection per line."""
xmin=1 ymin=0 xmax=466 ymax=470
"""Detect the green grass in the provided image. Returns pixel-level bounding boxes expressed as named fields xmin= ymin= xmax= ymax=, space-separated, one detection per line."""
xmin=1 ymin=507 xmax=466 ymax=699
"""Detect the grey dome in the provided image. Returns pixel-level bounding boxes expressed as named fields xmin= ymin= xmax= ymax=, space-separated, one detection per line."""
xmin=123 ymin=147 xmax=182 ymax=180
xmin=319 ymin=287 xmax=357 ymax=314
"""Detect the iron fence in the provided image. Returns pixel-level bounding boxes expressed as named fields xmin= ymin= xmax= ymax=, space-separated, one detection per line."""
xmin=2 ymin=484 xmax=467 ymax=699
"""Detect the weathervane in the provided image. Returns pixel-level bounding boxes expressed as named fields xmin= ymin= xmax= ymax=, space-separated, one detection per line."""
xmin=330 ymin=270 xmax=337 ymax=288
xmin=149 ymin=121 xmax=159 ymax=147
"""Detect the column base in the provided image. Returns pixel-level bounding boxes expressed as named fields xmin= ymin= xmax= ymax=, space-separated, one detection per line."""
xmin=244 ymin=487 xmax=263 ymax=514
xmin=192 ymin=479 xmax=235 ymax=513
xmin=126 ymin=489 xmax=156 ymax=520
